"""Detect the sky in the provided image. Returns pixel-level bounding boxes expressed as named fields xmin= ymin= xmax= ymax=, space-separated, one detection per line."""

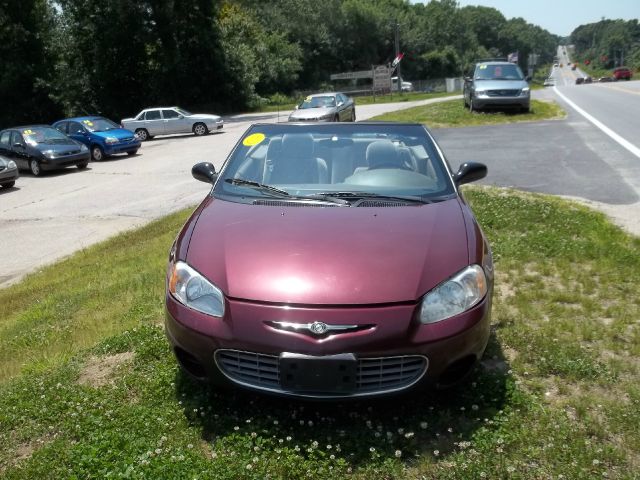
xmin=448 ymin=0 xmax=638 ymax=37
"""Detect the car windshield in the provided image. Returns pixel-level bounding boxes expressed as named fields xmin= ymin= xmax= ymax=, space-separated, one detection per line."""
xmin=215 ymin=124 xmax=456 ymax=203
xmin=299 ymin=96 xmax=336 ymax=109
xmin=475 ymin=64 xmax=524 ymax=80
xmin=80 ymin=118 xmax=119 ymax=132
xmin=22 ymin=127 xmax=70 ymax=146
xmin=175 ymin=107 xmax=192 ymax=116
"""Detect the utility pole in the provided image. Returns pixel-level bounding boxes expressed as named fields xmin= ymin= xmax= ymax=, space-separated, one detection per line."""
xmin=394 ymin=20 xmax=402 ymax=96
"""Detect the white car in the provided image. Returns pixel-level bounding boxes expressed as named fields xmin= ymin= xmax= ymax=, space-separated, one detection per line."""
xmin=391 ymin=77 xmax=413 ymax=92
xmin=121 ymin=107 xmax=223 ymax=141
xmin=543 ymin=77 xmax=555 ymax=87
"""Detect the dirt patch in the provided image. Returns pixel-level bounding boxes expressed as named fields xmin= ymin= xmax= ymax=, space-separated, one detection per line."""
xmin=0 ymin=433 xmax=55 ymax=474
xmin=78 ymin=351 xmax=134 ymax=388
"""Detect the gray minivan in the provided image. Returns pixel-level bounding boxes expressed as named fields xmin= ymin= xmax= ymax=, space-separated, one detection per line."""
xmin=463 ymin=61 xmax=531 ymax=112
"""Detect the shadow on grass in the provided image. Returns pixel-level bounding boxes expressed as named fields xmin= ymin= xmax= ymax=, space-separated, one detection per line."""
xmin=174 ymin=330 xmax=511 ymax=465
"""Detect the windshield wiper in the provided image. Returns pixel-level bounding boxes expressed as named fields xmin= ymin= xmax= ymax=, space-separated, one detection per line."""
xmin=225 ymin=178 xmax=291 ymax=197
xmin=225 ymin=179 xmax=350 ymax=205
xmin=313 ymin=191 xmax=433 ymax=204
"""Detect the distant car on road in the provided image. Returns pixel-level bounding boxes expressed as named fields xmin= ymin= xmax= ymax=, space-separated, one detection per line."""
xmin=584 ymin=76 xmax=593 ymax=84
xmin=598 ymin=76 xmax=614 ymax=83
xmin=543 ymin=77 xmax=555 ymax=87
xmin=288 ymin=92 xmax=355 ymax=122
xmin=463 ymin=61 xmax=531 ymax=112
xmin=0 ymin=126 xmax=89 ymax=176
xmin=575 ymin=77 xmax=585 ymax=85
xmin=53 ymin=116 xmax=140 ymax=162
xmin=0 ymin=155 xmax=19 ymax=188
xmin=613 ymin=67 xmax=632 ymax=81
xmin=121 ymin=107 xmax=223 ymax=141
xmin=571 ymin=64 xmax=577 ymax=71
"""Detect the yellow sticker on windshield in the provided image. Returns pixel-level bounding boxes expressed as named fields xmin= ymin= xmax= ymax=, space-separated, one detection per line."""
xmin=242 ymin=133 xmax=265 ymax=147
xmin=305 ymin=96 xmax=312 ymax=101
xmin=23 ymin=129 xmax=34 ymax=135
xmin=82 ymin=120 xmax=94 ymax=126
xmin=479 ymin=65 xmax=487 ymax=70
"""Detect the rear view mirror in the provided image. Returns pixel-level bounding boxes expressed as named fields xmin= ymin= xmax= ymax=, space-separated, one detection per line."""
xmin=192 ymin=162 xmax=217 ymax=184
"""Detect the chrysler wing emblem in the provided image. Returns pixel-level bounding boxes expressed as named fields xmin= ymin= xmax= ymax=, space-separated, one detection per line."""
xmin=267 ymin=321 xmax=371 ymax=337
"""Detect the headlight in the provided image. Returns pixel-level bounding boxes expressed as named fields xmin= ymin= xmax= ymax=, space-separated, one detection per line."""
xmin=168 ymin=261 xmax=225 ymax=317
xmin=7 ymin=160 xmax=16 ymax=169
xmin=105 ymin=137 xmax=119 ymax=144
xmin=473 ymin=89 xmax=486 ymax=96
xmin=42 ymin=149 xmax=56 ymax=159
xmin=419 ymin=265 xmax=487 ymax=324
xmin=521 ymin=87 xmax=530 ymax=95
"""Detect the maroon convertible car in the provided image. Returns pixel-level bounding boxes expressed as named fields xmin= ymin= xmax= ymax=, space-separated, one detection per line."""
xmin=166 ymin=122 xmax=493 ymax=399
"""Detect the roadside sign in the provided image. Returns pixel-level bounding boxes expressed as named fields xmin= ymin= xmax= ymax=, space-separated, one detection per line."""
xmin=330 ymin=70 xmax=373 ymax=81
xmin=373 ymin=65 xmax=391 ymax=91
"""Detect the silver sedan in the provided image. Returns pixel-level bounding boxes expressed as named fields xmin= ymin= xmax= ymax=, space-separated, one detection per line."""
xmin=288 ymin=92 xmax=356 ymax=122
xmin=0 ymin=155 xmax=19 ymax=189
xmin=121 ymin=107 xmax=223 ymax=141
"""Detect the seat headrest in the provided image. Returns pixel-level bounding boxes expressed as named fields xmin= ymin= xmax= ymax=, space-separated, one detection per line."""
xmin=366 ymin=140 xmax=400 ymax=169
xmin=281 ymin=133 xmax=314 ymax=158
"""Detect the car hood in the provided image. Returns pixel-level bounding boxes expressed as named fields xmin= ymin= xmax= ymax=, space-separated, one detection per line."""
xmin=289 ymin=107 xmax=336 ymax=121
xmin=92 ymin=128 xmax=136 ymax=140
xmin=187 ymin=113 xmax=222 ymax=121
xmin=186 ymin=198 xmax=470 ymax=305
xmin=474 ymin=79 xmax=528 ymax=90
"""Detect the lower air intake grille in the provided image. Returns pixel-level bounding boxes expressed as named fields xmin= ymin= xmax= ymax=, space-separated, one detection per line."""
xmin=215 ymin=349 xmax=427 ymax=397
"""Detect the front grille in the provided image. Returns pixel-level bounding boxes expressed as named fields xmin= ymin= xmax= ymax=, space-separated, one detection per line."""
xmin=487 ymin=89 xmax=520 ymax=97
xmin=215 ymin=349 xmax=427 ymax=397
xmin=121 ymin=137 xmax=135 ymax=143
xmin=59 ymin=150 xmax=80 ymax=156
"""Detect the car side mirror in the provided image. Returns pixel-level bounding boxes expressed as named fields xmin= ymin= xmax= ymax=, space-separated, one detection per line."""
xmin=453 ymin=162 xmax=487 ymax=185
xmin=464 ymin=76 xmax=472 ymax=82
xmin=192 ymin=162 xmax=217 ymax=184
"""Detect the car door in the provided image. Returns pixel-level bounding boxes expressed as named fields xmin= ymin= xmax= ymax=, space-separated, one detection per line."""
xmin=161 ymin=109 xmax=188 ymax=134
xmin=66 ymin=121 xmax=90 ymax=146
xmin=0 ymin=131 xmax=13 ymax=160
xmin=143 ymin=110 xmax=164 ymax=135
xmin=10 ymin=131 xmax=30 ymax=169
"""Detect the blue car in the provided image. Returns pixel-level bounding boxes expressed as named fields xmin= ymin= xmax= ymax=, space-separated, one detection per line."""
xmin=53 ymin=116 xmax=141 ymax=162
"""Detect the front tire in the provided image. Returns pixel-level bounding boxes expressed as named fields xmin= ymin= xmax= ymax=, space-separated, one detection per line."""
xmin=30 ymin=159 xmax=42 ymax=176
xmin=351 ymin=110 xmax=356 ymax=122
xmin=127 ymin=150 xmax=138 ymax=156
xmin=193 ymin=123 xmax=208 ymax=136
xmin=77 ymin=161 xmax=88 ymax=170
xmin=333 ymin=114 xmax=340 ymax=122
xmin=91 ymin=145 xmax=104 ymax=162
xmin=135 ymin=129 xmax=149 ymax=141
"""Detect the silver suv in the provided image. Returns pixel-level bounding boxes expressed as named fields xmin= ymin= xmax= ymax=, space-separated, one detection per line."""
xmin=463 ymin=61 xmax=531 ymax=112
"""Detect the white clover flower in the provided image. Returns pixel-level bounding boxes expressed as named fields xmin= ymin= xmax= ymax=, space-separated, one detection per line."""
xmin=187 ymin=444 xmax=193 ymax=449
xmin=370 ymin=447 xmax=376 ymax=452
xmin=274 ymin=420 xmax=279 ymax=425
xmin=326 ymin=444 xmax=332 ymax=449
xmin=395 ymin=450 xmax=402 ymax=458
xmin=312 ymin=441 xmax=318 ymax=448
xmin=286 ymin=436 xmax=292 ymax=441
xmin=330 ymin=454 xmax=335 ymax=460
xmin=420 ymin=422 xmax=428 ymax=429
xmin=471 ymin=404 xmax=479 ymax=411
xmin=233 ymin=426 xmax=239 ymax=431
xmin=246 ymin=464 xmax=253 ymax=470
xmin=434 ymin=450 xmax=440 ymax=456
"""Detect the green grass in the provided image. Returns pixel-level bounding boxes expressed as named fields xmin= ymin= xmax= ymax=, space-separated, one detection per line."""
xmin=1 ymin=188 xmax=640 ymax=478
xmin=254 ymin=91 xmax=458 ymax=113
xmin=371 ymin=99 xmax=565 ymax=128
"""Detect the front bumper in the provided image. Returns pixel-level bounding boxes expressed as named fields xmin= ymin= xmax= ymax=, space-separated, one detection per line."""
xmin=0 ymin=166 xmax=19 ymax=184
xmin=165 ymin=293 xmax=492 ymax=398
xmin=473 ymin=93 xmax=530 ymax=109
xmin=207 ymin=120 xmax=224 ymax=131
xmin=40 ymin=152 xmax=90 ymax=170
xmin=103 ymin=139 xmax=141 ymax=155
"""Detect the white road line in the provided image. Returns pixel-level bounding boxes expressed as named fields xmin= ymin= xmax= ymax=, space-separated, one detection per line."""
xmin=553 ymin=87 xmax=640 ymax=159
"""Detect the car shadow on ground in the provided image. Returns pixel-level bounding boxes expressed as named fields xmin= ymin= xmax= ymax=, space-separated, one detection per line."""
xmin=0 ymin=185 xmax=20 ymax=194
xmin=142 ymin=131 xmax=225 ymax=142
xmin=174 ymin=330 xmax=510 ymax=465
xmin=224 ymin=113 xmax=288 ymax=124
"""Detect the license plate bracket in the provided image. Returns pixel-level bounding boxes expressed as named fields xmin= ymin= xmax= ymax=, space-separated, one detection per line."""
xmin=279 ymin=353 xmax=357 ymax=393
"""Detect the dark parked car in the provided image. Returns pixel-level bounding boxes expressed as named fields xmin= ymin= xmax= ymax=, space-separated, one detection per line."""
xmin=0 ymin=126 xmax=89 ymax=176
xmin=613 ymin=67 xmax=632 ymax=81
xmin=53 ymin=116 xmax=140 ymax=162
xmin=288 ymin=92 xmax=356 ymax=122
xmin=598 ymin=76 xmax=614 ymax=83
xmin=0 ymin=155 xmax=19 ymax=188
xmin=575 ymin=77 xmax=585 ymax=85
xmin=463 ymin=61 xmax=531 ymax=112
xmin=165 ymin=122 xmax=494 ymax=399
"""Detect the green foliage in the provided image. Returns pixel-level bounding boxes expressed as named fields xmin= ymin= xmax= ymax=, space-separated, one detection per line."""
xmin=570 ymin=19 xmax=640 ymax=71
